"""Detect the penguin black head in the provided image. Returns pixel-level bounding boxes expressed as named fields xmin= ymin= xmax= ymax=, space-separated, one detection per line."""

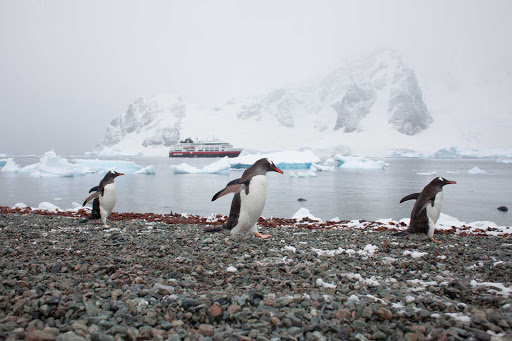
xmin=432 ymin=177 xmax=456 ymax=187
xmin=264 ymin=158 xmax=284 ymax=174
xmin=250 ymin=158 xmax=284 ymax=175
xmin=106 ymin=171 xmax=125 ymax=179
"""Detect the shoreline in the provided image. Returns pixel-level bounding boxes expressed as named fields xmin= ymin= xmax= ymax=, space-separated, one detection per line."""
xmin=0 ymin=211 xmax=511 ymax=340
xmin=1 ymin=205 xmax=511 ymax=238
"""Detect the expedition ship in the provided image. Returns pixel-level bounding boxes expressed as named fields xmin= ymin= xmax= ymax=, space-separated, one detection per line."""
xmin=169 ymin=138 xmax=242 ymax=158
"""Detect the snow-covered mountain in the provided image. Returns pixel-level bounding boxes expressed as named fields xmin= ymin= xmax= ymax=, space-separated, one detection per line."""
xmin=92 ymin=50 xmax=503 ymax=157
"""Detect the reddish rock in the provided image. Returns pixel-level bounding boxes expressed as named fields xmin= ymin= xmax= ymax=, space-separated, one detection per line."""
xmin=198 ymin=324 xmax=214 ymax=337
xmin=207 ymin=303 xmax=223 ymax=319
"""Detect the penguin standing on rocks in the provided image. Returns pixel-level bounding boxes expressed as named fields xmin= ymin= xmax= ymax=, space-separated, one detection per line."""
xmin=395 ymin=177 xmax=456 ymax=243
xmin=204 ymin=158 xmax=283 ymax=239
xmin=82 ymin=171 xmax=124 ymax=227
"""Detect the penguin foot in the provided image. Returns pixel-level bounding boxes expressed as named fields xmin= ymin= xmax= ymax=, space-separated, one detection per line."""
xmin=429 ymin=236 xmax=442 ymax=243
xmin=254 ymin=232 xmax=271 ymax=239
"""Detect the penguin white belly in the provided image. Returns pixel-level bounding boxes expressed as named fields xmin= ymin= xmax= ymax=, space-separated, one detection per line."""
xmin=231 ymin=175 xmax=267 ymax=234
xmin=99 ymin=183 xmax=117 ymax=219
xmin=426 ymin=192 xmax=443 ymax=237
xmin=426 ymin=192 xmax=443 ymax=224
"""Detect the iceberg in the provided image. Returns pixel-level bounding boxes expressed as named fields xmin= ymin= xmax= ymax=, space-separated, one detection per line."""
xmin=334 ymin=155 xmax=388 ymax=170
xmin=230 ymin=150 xmax=320 ymax=169
xmin=310 ymin=163 xmax=334 ymax=172
xmin=467 ymin=167 xmax=487 ymax=175
xmin=11 ymin=203 xmax=28 ymax=209
xmin=18 ymin=151 xmax=85 ymax=177
xmin=133 ymin=165 xmax=156 ymax=174
xmin=72 ymin=158 xmax=145 ymax=174
xmin=0 ymin=153 xmax=8 ymax=158
xmin=171 ymin=157 xmax=230 ymax=174
xmin=497 ymin=159 xmax=512 ymax=164
xmin=2 ymin=151 xmax=154 ymax=177
xmin=387 ymin=149 xmax=425 ymax=158
xmin=0 ymin=159 xmax=8 ymax=167
xmin=1 ymin=159 xmax=20 ymax=173
xmin=431 ymin=147 xmax=512 ymax=159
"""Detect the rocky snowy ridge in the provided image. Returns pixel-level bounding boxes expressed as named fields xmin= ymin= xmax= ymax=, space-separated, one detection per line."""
xmin=93 ymin=50 xmax=433 ymax=156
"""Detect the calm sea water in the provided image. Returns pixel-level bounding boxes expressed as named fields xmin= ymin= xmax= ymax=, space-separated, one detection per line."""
xmin=0 ymin=157 xmax=511 ymax=226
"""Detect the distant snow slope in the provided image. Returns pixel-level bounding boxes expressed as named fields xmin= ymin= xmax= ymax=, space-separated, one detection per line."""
xmin=91 ymin=49 xmax=509 ymax=157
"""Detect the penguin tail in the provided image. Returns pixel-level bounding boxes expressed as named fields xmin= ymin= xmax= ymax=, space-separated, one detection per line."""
xmin=391 ymin=230 xmax=410 ymax=237
xmin=203 ymin=225 xmax=224 ymax=233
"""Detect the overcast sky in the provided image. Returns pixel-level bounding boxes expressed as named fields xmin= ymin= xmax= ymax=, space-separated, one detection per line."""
xmin=0 ymin=0 xmax=511 ymax=155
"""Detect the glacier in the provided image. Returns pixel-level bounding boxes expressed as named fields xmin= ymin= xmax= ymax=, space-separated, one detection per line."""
xmin=89 ymin=50 xmax=446 ymax=157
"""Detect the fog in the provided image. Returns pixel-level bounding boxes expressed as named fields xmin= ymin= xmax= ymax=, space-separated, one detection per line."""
xmin=0 ymin=0 xmax=511 ymax=155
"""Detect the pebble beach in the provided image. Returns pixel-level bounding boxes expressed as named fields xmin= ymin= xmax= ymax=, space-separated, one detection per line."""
xmin=0 ymin=208 xmax=511 ymax=340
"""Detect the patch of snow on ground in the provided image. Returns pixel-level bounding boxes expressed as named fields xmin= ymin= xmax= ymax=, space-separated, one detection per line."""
xmin=347 ymin=295 xmax=360 ymax=302
xmin=226 ymin=266 xmax=237 ymax=272
xmin=403 ymin=250 xmax=428 ymax=258
xmin=358 ymin=244 xmax=378 ymax=257
xmin=11 ymin=203 xmax=27 ymax=209
xmin=445 ymin=313 xmax=471 ymax=325
xmin=283 ymin=246 xmax=296 ymax=253
xmin=316 ymin=278 xmax=336 ymax=289
xmin=292 ymin=208 xmax=322 ymax=222
xmin=35 ymin=202 xmax=61 ymax=212
xmin=470 ymin=280 xmax=512 ymax=296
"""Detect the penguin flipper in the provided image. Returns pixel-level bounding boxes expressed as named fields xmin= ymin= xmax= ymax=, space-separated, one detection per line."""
xmin=89 ymin=186 xmax=99 ymax=193
xmin=400 ymin=193 xmax=420 ymax=203
xmin=211 ymin=178 xmax=245 ymax=201
xmin=83 ymin=192 xmax=101 ymax=207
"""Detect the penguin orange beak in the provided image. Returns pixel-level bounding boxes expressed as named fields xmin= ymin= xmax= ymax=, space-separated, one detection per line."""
xmin=446 ymin=180 xmax=456 ymax=184
xmin=273 ymin=166 xmax=283 ymax=174
xmin=117 ymin=173 xmax=125 ymax=176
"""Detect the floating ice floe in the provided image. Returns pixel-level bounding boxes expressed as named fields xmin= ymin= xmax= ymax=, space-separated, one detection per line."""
xmin=334 ymin=155 xmax=388 ymax=170
xmin=1 ymin=159 xmax=20 ymax=173
xmin=467 ymin=167 xmax=487 ymax=175
xmin=0 ymin=159 xmax=9 ymax=167
xmin=85 ymin=148 xmax=143 ymax=157
xmin=230 ymin=150 xmax=320 ymax=169
xmin=1 ymin=151 xmax=155 ymax=177
xmin=289 ymin=169 xmax=317 ymax=178
xmin=310 ymin=163 xmax=335 ymax=172
xmin=72 ymin=158 xmax=149 ymax=174
xmin=416 ymin=171 xmax=437 ymax=175
xmin=292 ymin=208 xmax=322 ymax=222
xmin=170 ymin=157 xmax=230 ymax=174
xmin=497 ymin=159 xmax=512 ymax=164
xmin=387 ymin=149 xmax=425 ymax=158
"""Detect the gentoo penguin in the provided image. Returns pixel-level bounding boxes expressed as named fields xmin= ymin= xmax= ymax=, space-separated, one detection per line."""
xmin=395 ymin=177 xmax=456 ymax=243
xmin=82 ymin=171 xmax=124 ymax=227
xmin=204 ymin=158 xmax=283 ymax=239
